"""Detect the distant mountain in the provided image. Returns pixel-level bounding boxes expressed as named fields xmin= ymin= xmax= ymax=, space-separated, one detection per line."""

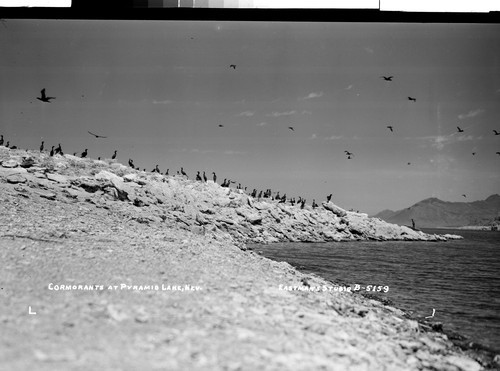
xmin=372 ymin=195 xmax=500 ymax=228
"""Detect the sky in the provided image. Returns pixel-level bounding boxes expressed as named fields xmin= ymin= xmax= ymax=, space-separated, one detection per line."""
xmin=1 ymin=19 xmax=499 ymax=214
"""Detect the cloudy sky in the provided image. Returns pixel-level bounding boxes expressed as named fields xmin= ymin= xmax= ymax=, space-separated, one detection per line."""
xmin=1 ymin=20 xmax=499 ymax=214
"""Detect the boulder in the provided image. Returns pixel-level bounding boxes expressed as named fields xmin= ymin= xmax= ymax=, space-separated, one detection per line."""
xmin=323 ymin=202 xmax=347 ymax=217
xmin=6 ymin=174 xmax=27 ymax=184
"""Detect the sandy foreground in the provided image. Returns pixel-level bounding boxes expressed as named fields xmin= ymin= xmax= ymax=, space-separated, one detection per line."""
xmin=0 ymin=148 xmax=495 ymax=371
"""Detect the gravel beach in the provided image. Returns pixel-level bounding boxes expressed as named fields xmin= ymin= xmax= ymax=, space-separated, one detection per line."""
xmin=0 ymin=147 xmax=492 ymax=370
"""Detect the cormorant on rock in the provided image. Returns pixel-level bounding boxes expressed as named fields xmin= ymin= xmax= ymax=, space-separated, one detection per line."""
xmin=98 ymin=157 xmax=101 ymax=160
xmin=276 ymin=192 xmax=280 ymax=200
xmin=251 ymin=189 xmax=257 ymax=197
xmin=50 ymin=146 xmax=55 ymax=156
xmin=457 ymin=126 xmax=464 ymax=133
xmin=181 ymin=167 xmax=187 ymax=178
xmin=212 ymin=172 xmax=217 ymax=183
xmin=155 ymin=165 xmax=160 ymax=173
xmin=312 ymin=199 xmax=317 ymax=209
xmin=55 ymin=144 xmax=62 ymax=155
xmin=380 ymin=76 xmax=393 ymax=81
xmin=37 ymin=88 xmax=56 ymax=103
xmin=203 ymin=171 xmax=207 ymax=182
xmin=290 ymin=198 xmax=295 ymax=206
xmin=494 ymin=130 xmax=500 ymax=136
xmin=300 ymin=199 xmax=306 ymax=209
xmin=408 ymin=97 xmax=416 ymax=102
xmin=112 ymin=150 xmax=117 ymax=159
xmin=88 ymin=131 xmax=107 ymax=139
xmin=258 ymin=190 xmax=262 ymax=199
xmin=196 ymin=171 xmax=202 ymax=181
xmin=39 ymin=141 xmax=44 ymax=152
xmin=10 ymin=144 xmax=17 ymax=149
xmin=411 ymin=219 xmax=416 ymax=229
xmin=5 ymin=141 xmax=9 ymax=148
xmin=387 ymin=126 xmax=393 ymax=132
xmin=166 ymin=169 xmax=169 ymax=175
xmin=73 ymin=152 xmax=76 ymax=156
xmin=230 ymin=64 xmax=236 ymax=69
xmin=326 ymin=194 xmax=332 ymax=202
xmin=81 ymin=149 xmax=88 ymax=158
xmin=128 ymin=158 xmax=134 ymax=168
xmin=0 ymin=135 xmax=3 ymax=146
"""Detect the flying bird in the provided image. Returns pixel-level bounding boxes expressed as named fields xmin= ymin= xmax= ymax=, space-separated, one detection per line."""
xmin=408 ymin=97 xmax=416 ymax=102
xmin=496 ymin=152 xmax=500 ymax=156
xmin=493 ymin=130 xmax=499 ymax=136
xmin=344 ymin=151 xmax=353 ymax=156
xmin=218 ymin=124 xmax=224 ymax=128
xmin=37 ymin=88 xmax=56 ymax=103
xmin=88 ymin=131 xmax=107 ymax=138
xmin=457 ymin=126 xmax=464 ymax=133
xmin=230 ymin=64 xmax=236 ymax=69
xmin=472 ymin=152 xmax=476 ymax=156
xmin=462 ymin=194 xmax=467 ymax=198
xmin=387 ymin=126 xmax=393 ymax=132
xmin=380 ymin=76 xmax=393 ymax=81
xmin=407 ymin=162 xmax=411 ymax=165
xmin=288 ymin=126 xmax=294 ymax=131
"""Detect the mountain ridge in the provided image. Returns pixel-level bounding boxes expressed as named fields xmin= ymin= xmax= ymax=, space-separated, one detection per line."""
xmin=372 ymin=195 xmax=500 ymax=228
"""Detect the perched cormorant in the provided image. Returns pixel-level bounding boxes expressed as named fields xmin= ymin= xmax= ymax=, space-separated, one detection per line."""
xmin=196 ymin=171 xmax=202 ymax=181
xmin=0 ymin=135 xmax=3 ymax=146
xmin=212 ymin=172 xmax=217 ymax=183
xmin=166 ymin=169 xmax=169 ymax=175
xmin=300 ymin=199 xmax=306 ymax=209
xmin=73 ymin=152 xmax=76 ymax=156
xmin=312 ymin=200 xmax=317 ymax=209
xmin=387 ymin=126 xmax=393 ymax=132
xmin=112 ymin=150 xmax=117 ymax=159
xmin=98 ymin=157 xmax=101 ymax=160
xmin=50 ymin=146 xmax=55 ymax=156
xmin=81 ymin=149 xmax=88 ymax=158
xmin=37 ymin=88 xmax=56 ymax=103
xmin=203 ymin=171 xmax=207 ymax=182
xmin=128 ymin=158 xmax=134 ymax=168
xmin=10 ymin=144 xmax=17 ymax=149
xmin=5 ymin=141 xmax=9 ymax=148
xmin=155 ymin=165 xmax=160 ymax=173
xmin=380 ymin=76 xmax=393 ymax=81
xmin=88 ymin=131 xmax=107 ymax=138
xmin=258 ymin=190 xmax=262 ymax=198
xmin=457 ymin=126 xmax=464 ymax=133
xmin=494 ymin=130 xmax=500 ymax=136
xmin=408 ymin=97 xmax=416 ymax=102
xmin=55 ymin=144 xmax=62 ymax=155
xmin=180 ymin=167 xmax=187 ymax=178
xmin=40 ymin=141 xmax=44 ymax=152
xmin=326 ymin=194 xmax=332 ymax=202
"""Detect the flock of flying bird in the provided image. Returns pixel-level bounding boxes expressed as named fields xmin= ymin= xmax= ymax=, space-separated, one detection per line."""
xmin=2 ymin=70 xmax=500 ymax=208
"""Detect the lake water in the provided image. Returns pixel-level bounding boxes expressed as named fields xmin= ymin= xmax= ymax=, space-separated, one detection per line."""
xmin=250 ymin=229 xmax=500 ymax=351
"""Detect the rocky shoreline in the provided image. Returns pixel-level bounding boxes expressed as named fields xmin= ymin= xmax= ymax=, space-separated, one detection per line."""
xmin=2 ymin=147 xmax=497 ymax=371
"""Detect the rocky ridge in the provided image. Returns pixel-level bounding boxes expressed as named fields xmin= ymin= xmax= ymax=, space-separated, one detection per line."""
xmin=0 ymin=148 xmax=461 ymax=247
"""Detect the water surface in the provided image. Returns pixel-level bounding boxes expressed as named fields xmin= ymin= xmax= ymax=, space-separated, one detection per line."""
xmin=251 ymin=229 xmax=500 ymax=351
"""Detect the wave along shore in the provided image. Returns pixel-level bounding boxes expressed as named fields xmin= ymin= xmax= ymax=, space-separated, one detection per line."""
xmin=1 ymin=147 xmax=494 ymax=371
